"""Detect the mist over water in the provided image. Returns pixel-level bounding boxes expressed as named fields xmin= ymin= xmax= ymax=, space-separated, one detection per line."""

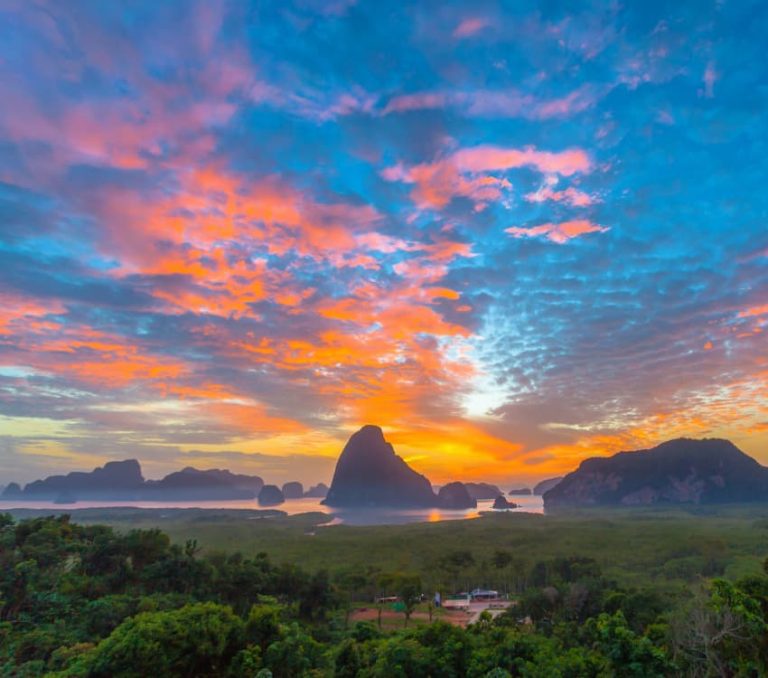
xmin=0 ymin=495 xmax=545 ymax=525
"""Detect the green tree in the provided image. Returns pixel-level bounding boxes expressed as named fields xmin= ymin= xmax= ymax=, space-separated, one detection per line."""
xmin=64 ymin=602 xmax=244 ymax=677
xmin=397 ymin=575 xmax=422 ymax=627
xmin=245 ymin=601 xmax=283 ymax=652
xmin=589 ymin=611 xmax=671 ymax=677
xmin=263 ymin=622 xmax=328 ymax=678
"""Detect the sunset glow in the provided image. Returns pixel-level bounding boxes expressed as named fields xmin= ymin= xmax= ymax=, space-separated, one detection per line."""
xmin=0 ymin=0 xmax=766 ymax=486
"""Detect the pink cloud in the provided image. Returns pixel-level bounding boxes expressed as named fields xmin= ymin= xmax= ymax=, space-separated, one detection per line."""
xmin=703 ymin=61 xmax=717 ymax=98
xmin=382 ymin=93 xmax=449 ymax=115
xmin=453 ymin=146 xmax=591 ymax=176
xmin=355 ymin=232 xmax=420 ymax=253
xmin=382 ymin=144 xmax=591 ymax=211
xmin=453 ymin=17 xmax=489 ymax=39
xmin=382 ymin=85 xmax=598 ymax=120
xmin=534 ymin=89 xmax=595 ymax=118
xmin=525 ymin=185 xmax=596 ymax=207
xmin=505 ymin=220 xmax=608 ymax=244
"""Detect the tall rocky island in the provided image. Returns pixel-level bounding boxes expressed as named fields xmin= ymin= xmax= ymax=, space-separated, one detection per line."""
xmin=323 ymin=425 xmax=437 ymax=507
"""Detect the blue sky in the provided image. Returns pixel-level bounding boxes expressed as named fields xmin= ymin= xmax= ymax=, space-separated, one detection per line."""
xmin=0 ymin=0 xmax=766 ymax=486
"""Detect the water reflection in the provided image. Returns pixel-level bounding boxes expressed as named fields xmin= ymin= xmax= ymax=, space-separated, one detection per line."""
xmin=0 ymin=495 xmax=545 ymax=526
xmin=326 ymin=497 xmax=542 ymax=526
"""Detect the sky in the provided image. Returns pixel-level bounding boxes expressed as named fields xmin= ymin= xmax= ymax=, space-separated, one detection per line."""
xmin=0 ymin=0 xmax=766 ymax=487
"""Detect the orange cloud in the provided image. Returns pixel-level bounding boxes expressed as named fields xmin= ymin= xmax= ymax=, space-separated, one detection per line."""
xmin=23 ymin=331 xmax=188 ymax=389
xmin=739 ymin=304 xmax=768 ymax=318
xmin=0 ymin=293 xmax=65 ymax=334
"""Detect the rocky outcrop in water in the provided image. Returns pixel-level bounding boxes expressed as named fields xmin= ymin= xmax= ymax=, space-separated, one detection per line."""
xmin=323 ymin=425 xmax=437 ymax=507
xmin=436 ymin=482 xmax=477 ymax=509
xmin=282 ymin=482 xmax=304 ymax=499
xmin=304 ymin=483 xmax=329 ymax=498
xmin=492 ymin=495 xmax=517 ymax=509
xmin=258 ymin=485 xmax=285 ymax=506
xmin=543 ymin=439 xmax=768 ymax=508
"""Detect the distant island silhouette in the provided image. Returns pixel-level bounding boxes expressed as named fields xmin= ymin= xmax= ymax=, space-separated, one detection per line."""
xmin=544 ymin=438 xmax=768 ymax=507
xmin=4 ymin=431 xmax=765 ymax=510
xmin=0 ymin=461 xmax=323 ymax=504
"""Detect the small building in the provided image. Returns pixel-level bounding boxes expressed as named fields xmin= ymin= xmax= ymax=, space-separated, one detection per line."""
xmin=470 ymin=588 xmax=500 ymax=601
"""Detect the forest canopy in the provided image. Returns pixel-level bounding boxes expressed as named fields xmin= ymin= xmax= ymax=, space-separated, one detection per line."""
xmin=2 ymin=513 xmax=768 ymax=676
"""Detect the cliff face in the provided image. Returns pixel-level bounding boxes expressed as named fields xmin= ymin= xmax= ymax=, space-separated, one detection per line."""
xmin=544 ymin=439 xmax=768 ymax=508
xmin=323 ymin=425 xmax=437 ymax=507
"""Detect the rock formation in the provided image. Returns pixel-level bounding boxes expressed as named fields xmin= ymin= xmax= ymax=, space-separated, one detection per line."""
xmin=463 ymin=482 xmax=505 ymax=501
xmin=508 ymin=487 xmax=532 ymax=495
xmin=2 ymin=461 xmax=264 ymax=502
xmin=142 ymin=467 xmax=263 ymax=500
xmin=10 ymin=460 xmax=144 ymax=500
xmin=258 ymin=484 xmax=285 ymax=506
xmin=492 ymin=495 xmax=517 ymax=509
xmin=1 ymin=482 xmax=22 ymax=498
xmin=436 ymin=482 xmax=477 ymax=509
xmin=323 ymin=425 xmax=437 ymax=507
xmin=544 ymin=439 xmax=768 ymax=508
xmin=533 ymin=477 xmax=563 ymax=496
xmin=304 ymin=483 xmax=329 ymax=498
xmin=282 ymin=482 xmax=304 ymax=499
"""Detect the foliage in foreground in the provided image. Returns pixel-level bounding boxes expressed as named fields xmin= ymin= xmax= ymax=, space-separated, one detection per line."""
xmin=1 ymin=513 xmax=767 ymax=676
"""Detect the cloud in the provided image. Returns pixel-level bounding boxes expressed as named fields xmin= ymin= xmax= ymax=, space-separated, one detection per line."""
xmin=453 ymin=146 xmax=591 ymax=176
xmin=382 ymin=86 xmax=599 ymax=120
xmin=505 ymin=220 xmax=608 ymax=244
xmin=703 ymin=61 xmax=717 ymax=98
xmin=452 ymin=17 xmax=490 ymax=39
xmin=525 ymin=185 xmax=596 ymax=207
xmin=738 ymin=304 xmax=768 ymax=318
xmin=383 ymin=145 xmax=591 ymax=210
